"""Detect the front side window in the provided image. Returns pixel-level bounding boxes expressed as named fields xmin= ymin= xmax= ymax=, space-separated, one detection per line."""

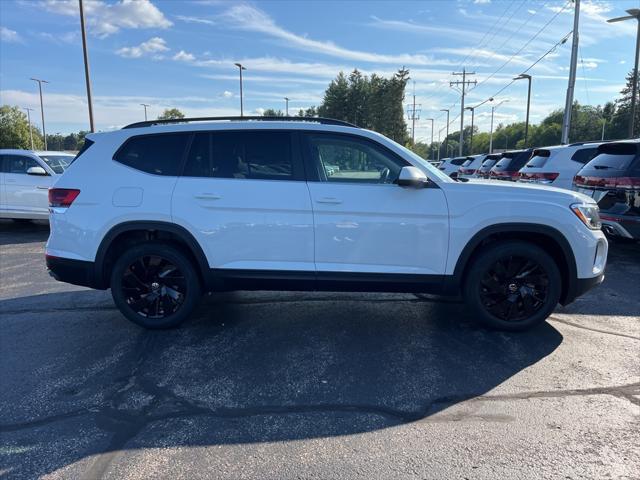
xmin=114 ymin=133 xmax=190 ymax=176
xmin=2 ymin=155 xmax=40 ymax=174
xmin=306 ymin=133 xmax=406 ymax=184
xmin=183 ymin=131 xmax=294 ymax=180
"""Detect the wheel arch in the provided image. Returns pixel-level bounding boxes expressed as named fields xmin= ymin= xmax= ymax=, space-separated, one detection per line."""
xmin=93 ymin=221 xmax=211 ymax=290
xmin=447 ymin=223 xmax=579 ymax=305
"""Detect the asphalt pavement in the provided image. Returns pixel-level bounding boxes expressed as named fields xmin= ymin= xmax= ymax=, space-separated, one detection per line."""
xmin=0 ymin=219 xmax=638 ymax=479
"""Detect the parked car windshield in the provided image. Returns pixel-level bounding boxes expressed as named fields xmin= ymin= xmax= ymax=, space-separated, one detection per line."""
xmin=461 ymin=158 xmax=474 ymax=167
xmin=526 ymin=150 xmax=550 ymax=168
xmin=588 ymin=153 xmax=637 ymax=171
xmin=38 ymin=154 xmax=74 ymax=174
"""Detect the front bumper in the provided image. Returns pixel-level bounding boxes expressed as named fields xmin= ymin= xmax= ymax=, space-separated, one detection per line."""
xmin=566 ymin=272 xmax=605 ymax=304
xmin=46 ymin=255 xmax=97 ymax=288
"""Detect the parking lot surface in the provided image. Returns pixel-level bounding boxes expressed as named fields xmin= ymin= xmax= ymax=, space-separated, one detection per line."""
xmin=1 ymin=220 xmax=639 ymax=479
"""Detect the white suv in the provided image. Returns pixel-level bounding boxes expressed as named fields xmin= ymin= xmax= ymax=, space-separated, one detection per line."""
xmin=46 ymin=117 xmax=608 ymax=331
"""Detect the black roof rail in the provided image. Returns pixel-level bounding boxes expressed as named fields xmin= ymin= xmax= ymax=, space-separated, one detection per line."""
xmin=122 ymin=116 xmax=358 ymax=130
xmin=568 ymin=140 xmax=606 ymax=146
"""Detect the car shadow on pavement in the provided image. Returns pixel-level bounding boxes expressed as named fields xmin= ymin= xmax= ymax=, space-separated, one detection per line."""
xmin=0 ymin=219 xmax=49 ymax=246
xmin=0 ymin=289 xmax=563 ymax=478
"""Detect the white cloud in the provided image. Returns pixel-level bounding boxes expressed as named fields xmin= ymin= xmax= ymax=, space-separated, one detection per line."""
xmin=1 ymin=27 xmax=23 ymax=43
xmin=474 ymin=0 xmax=491 ymax=3
xmin=254 ymin=108 xmax=265 ymax=115
xmin=116 ymin=37 xmax=169 ymax=59
xmin=221 ymin=91 xmax=234 ymax=98
xmin=368 ymin=16 xmax=483 ymax=42
xmin=220 ymin=4 xmax=441 ymax=65
xmin=619 ymin=60 xmax=627 ymax=65
xmin=176 ymin=15 xmax=215 ymax=25
xmin=41 ymin=0 xmax=172 ymax=38
xmin=173 ymin=50 xmax=195 ymax=62
xmin=39 ymin=31 xmax=77 ymax=44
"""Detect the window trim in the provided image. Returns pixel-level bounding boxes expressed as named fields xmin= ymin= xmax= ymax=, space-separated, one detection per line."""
xmin=178 ymin=129 xmax=306 ymax=181
xmin=300 ymin=131 xmax=410 ymax=184
xmin=113 ymin=131 xmax=194 ymax=177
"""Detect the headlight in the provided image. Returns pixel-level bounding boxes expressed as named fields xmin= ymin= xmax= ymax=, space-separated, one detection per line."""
xmin=571 ymin=203 xmax=601 ymax=230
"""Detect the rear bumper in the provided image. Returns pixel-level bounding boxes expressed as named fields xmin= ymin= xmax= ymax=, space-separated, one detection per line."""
xmin=46 ymin=255 xmax=97 ymax=288
xmin=600 ymin=214 xmax=640 ymax=240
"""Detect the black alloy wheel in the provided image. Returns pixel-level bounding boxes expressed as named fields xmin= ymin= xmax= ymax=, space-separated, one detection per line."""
xmin=479 ymin=255 xmax=549 ymax=322
xmin=122 ymin=255 xmax=186 ymax=319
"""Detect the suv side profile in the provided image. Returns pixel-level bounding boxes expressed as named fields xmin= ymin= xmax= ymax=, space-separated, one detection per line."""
xmin=47 ymin=117 xmax=608 ymax=331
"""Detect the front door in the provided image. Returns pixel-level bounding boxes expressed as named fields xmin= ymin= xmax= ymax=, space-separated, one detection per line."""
xmin=171 ymin=130 xmax=314 ymax=276
xmin=302 ymin=132 xmax=449 ymax=277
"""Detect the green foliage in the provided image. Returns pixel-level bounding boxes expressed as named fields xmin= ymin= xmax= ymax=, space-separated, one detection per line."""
xmin=262 ymin=108 xmax=284 ymax=117
xmin=0 ymin=105 xmax=44 ymax=149
xmin=157 ymin=108 xmax=185 ymax=120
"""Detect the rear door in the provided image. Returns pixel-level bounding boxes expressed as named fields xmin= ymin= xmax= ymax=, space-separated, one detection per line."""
xmin=171 ymin=129 xmax=315 ymax=275
xmin=302 ymin=131 xmax=448 ymax=279
xmin=2 ymin=154 xmax=51 ymax=215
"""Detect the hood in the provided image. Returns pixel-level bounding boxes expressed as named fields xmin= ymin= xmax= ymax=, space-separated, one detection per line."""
xmin=445 ymin=178 xmax=595 ymax=206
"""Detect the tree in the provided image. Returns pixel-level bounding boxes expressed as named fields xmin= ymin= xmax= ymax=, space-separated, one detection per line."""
xmin=157 ymin=108 xmax=185 ymax=120
xmin=262 ymin=109 xmax=284 ymax=117
xmin=0 ymin=105 xmax=44 ymax=149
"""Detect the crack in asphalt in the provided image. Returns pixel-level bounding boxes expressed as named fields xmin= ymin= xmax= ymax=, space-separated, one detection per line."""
xmin=549 ymin=316 xmax=640 ymax=341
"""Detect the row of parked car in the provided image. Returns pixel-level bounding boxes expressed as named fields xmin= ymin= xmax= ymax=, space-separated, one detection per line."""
xmin=436 ymin=139 xmax=640 ymax=241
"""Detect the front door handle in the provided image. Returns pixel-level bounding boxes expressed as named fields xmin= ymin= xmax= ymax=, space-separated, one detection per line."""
xmin=316 ymin=197 xmax=342 ymax=204
xmin=194 ymin=193 xmax=222 ymax=200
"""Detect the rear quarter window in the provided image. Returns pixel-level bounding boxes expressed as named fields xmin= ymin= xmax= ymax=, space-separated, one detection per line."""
xmin=114 ymin=133 xmax=190 ymax=176
xmin=570 ymin=147 xmax=598 ymax=164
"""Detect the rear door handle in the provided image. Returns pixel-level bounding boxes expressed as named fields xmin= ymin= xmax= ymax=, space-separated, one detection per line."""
xmin=194 ymin=193 xmax=222 ymax=200
xmin=316 ymin=197 xmax=342 ymax=204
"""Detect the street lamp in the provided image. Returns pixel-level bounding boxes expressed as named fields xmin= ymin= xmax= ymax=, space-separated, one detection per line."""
xmin=30 ymin=77 xmax=49 ymax=150
xmin=426 ymin=117 xmax=434 ymax=160
xmin=79 ymin=0 xmax=95 ymax=133
xmin=489 ymin=99 xmax=508 ymax=154
xmin=440 ymin=109 xmax=450 ymax=158
xmin=608 ymin=9 xmax=640 ymax=138
xmin=464 ymin=106 xmax=474 ymax=155
xmin=24 ymin=107 xmax=34 ymax=150
xmin=234 ymin=62 xmax=246 ymax=117
xmin=140 ymin=103 xmax=150 ymax=121
xmin=284 ymin=97 xmax=289 ymax=116
xmin=513 ymin=73 xmax=532 ymax=147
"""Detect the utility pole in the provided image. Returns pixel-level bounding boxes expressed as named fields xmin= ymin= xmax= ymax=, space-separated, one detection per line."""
xmin=426 ymin=118 xmax=434 ymax=160
xmin=30 ymin=78 xmax=49 ymax=150
xmin=437 ymin=128 xmax=442 ymax=161
xmin=140 ymin=103 xmax=149 ymax=121
xmin=561 ymin=0 xmax=580 ymax=144
xmin=284 ymin=97 xmax=289 ymax=116
xmin=440 ymin=109 xmax=450 ymax=157
xmin=406 ymin=83 xmax=421 ymax=145
xmin=24 ymin=107 xmax=34 ymax=150
xmin=607 ymin=9 xmax=640 ymax=138
xmin=79 ymin=0 xmax=95 ymax=133
xmin=234 ymin=63 xmax=246 ymax=117
xmin=489 ymin=100 xmax=508 ymax=154
xmin=514 ymin=74 xmax=532 ymax=147
xmin=450 ymin=68 xmax=476 ymax=156
xmin=464 ymin=106 xmax=475 ymax=155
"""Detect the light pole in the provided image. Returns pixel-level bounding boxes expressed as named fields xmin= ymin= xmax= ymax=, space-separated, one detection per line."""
xmin=30 ymin=77 xmax=49 ymax=150
xmin=24 ymin=107 xmax=34 ymax=150
xmin=514 ymin=73 xmax=532 ymax=147
xmin=426 ymin=117 xmax=434 ymax=160
xmin=561 ymin=0 xmax=580 ymax=144
xmin=440 ymin=109 xmax=450 ymax=158
xmin=608 ymin=9 xmax=640 ymax=138
xmin=140 ymin=103 xmax=150 ymax=121
xmin=464 ymin=106 xmax=474 ymax=155
xmin=79 ymin=0 xmax=95 ymax=133
xmin=490 ymin=99 xmax=508 ymax=154
xmin=234 ymin=62 xmax=246 ymax=117
xmin=284 ymin=97 xmax=289 ymax=116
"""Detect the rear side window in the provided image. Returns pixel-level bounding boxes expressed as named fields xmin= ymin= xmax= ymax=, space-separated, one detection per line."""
xmin=570 ymin=147 xmax=598 ymax=164
xmin=114 ymin=133 xmax=190 ymax=176
xmin=183 ymin=131 xmax=294 ymax=180
xmin=461 ymin=158 xmax=474 ymax=167
xmin=480 ymin=159 xmax=496 ymax=169
xmin=451 ymin=157 xmax=467 ymax=166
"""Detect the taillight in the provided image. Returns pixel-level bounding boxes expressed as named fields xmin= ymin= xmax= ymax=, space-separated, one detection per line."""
xmin=521 ymin=172 xmax=559 ymax=183
xmin=49 ymin=188 xmax=80 ymax=208
xmin=573 ymin=175 xmax=639 ymax=189
xmin=614 ymin=177 xmax=640 ymax=188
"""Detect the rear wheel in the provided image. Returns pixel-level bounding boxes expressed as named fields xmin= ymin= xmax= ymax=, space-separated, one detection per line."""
xmin=110 ymin=243 xmax=201 ymax=329
xmin=463 ymin=241 xmax=561 ymax=331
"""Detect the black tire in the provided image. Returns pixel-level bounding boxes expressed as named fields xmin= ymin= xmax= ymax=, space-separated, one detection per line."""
xmin=463 ymin=241 xmax=561 ymax=331
xmin=110 ymin=243 xmax=201 ymax=329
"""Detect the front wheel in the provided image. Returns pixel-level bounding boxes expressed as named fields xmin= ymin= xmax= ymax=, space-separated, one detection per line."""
xmin=463 ymin=241 xmax=561 ymax=331
xmin=110 ymin=243 xmax=201 ymax=329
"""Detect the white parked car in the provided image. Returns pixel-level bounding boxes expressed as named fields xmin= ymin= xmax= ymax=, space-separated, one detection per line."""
xmin=437 ymin=156 xmax=468 ymax=177
xmin=518 ymin=142 xmax=603 ymax=190
xmin=0 ymin=149 xmax=74 ymax=220
xmin=46 ymin=117 xmax=608 ymax=331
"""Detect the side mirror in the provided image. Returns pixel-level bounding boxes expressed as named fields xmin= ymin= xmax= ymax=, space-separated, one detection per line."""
xmin=397 ymin=166 xmax=430 ymax=188
xmin=27 ymin=166 xmax=48 ymax=176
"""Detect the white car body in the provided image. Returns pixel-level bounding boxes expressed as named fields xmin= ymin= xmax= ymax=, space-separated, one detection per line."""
xmin=0 ymin=149 xmax=74 ymax=220
xmin=437 ymin=157 xmax=468 ymax=177
xmin=457 ymin=154 xmax=497 ymax=179
xmin=518 ymin=142 xmax=603 ymax=190
xmin=46 ymin=120 xmax=607 ymax=314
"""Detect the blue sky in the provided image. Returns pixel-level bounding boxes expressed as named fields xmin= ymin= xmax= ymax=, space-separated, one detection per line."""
xmin=0 ymin=0 xmax=637 ymax=142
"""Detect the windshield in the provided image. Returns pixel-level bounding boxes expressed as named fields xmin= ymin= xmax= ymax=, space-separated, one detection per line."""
xmin=38 ymin=154 xmax=74 ymax=174
xmin=461 ymin=159 xmax=474 ymax=167
xmin=396 ymin=144 xmax=453 ymax=182
xmin=526 ymin=154 xmax=549 ymax=168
